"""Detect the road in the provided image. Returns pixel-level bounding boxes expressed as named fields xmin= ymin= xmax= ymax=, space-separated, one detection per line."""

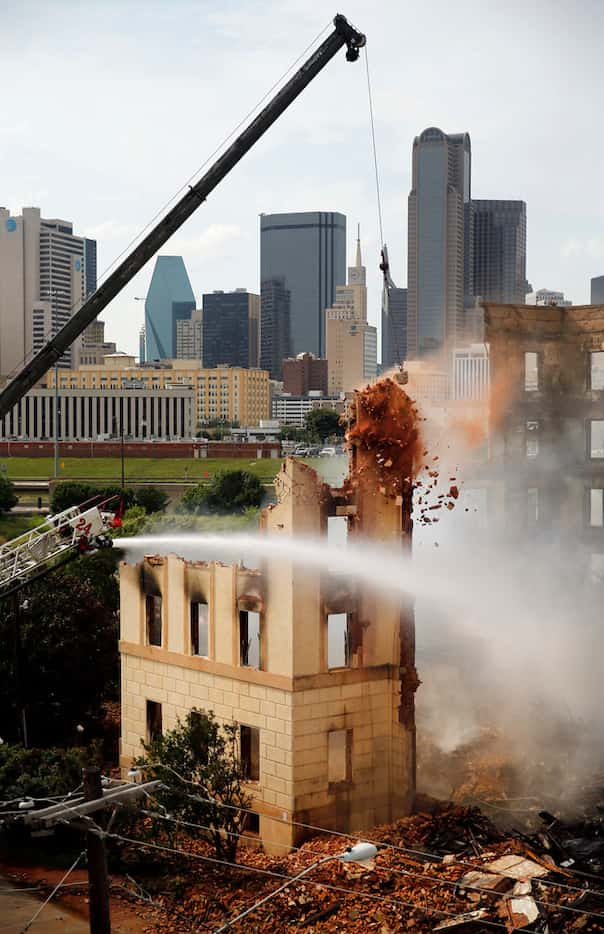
xmin=0 ymin=880 xmax=88 ymax=932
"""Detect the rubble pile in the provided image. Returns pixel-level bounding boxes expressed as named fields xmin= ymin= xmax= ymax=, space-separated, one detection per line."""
xmin=124 ymin=804 xmax=604 ymax=933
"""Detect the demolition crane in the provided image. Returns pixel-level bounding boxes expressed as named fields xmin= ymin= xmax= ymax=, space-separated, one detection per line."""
xmin=0 ymin=14 xmax=366 ymax=420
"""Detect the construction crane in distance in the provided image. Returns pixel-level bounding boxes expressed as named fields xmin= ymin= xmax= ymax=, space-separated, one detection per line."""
xmin=0 ymin=14 xmax=366 ymax=420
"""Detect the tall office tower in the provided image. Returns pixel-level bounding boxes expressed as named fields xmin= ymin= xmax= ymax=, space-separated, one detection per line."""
xmin=176 ymin=309 xmax=203 ymax=360
xmin=202 ymin=290 xmax=260 ymax=369
xmin=381 ymin=285 xmax=407 ymax=370
xmin=0 ymin=207 xmax=96 ymax=375
xmin=471 ymin=200 xmax=529 ymax=304
xmin=260 ymin=212 xmax=346 ymax=356
xmin=591 ymin=276 xmax=604 ymax=304
xmin=145 ymin=256 xmax=195 ymax=360
xmin=260 ymin=277 xmax=291 ymax=380
xmin=84 ymin=239 xmax=97 ymax=296
xmin=407 ymin=128 xmax=471 ymax=359
xmin=326 ymin=234 xmax=377 ymax=394
xmin=139 ymin=325 xmax=146 ymax=364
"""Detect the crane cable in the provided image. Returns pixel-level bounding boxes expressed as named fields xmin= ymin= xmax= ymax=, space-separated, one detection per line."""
xmin=363 ymin=45 xmax=402 ymax=369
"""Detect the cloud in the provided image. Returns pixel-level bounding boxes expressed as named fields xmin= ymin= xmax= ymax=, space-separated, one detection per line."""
xmin=83 ymin=219 xmax=141 ymax=242
xmin=170 ymin=223 xmax=243 ymax=260
xmin=561 ymin=238 xmax=604 ymax=260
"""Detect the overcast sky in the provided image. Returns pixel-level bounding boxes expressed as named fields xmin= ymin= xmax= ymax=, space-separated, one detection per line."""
xmin=2 ymin=0 xmax=603 ymax=356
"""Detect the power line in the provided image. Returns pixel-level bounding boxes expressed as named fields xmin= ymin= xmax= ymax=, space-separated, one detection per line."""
xmin=124 ymin=765 xmax=599 ymax=897
xmin=130 ymin=803 xmax=604 ymax=919
xmin=92 ymin=829 xmax=513 ymax=932
xmin=175 ymin=788 xmax=597 ymax=899
xmin=19 ymin=850 xmax=85 ymax=934
xmin=4 ymin=19 xmax=334 ymax=382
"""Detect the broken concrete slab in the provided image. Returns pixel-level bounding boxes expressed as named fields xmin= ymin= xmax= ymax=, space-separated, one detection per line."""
xmin=483 ymin=853 xmax=549 ymax=880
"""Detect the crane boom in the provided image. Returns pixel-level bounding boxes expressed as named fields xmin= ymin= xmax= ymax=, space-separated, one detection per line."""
xmin=0 ymin=14 xmax=365 ymax=420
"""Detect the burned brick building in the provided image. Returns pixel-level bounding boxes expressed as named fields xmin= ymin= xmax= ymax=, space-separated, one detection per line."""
xmin=119 ymin=377 xmax=419 ymax=853
xmin=484 ymin=303 xmax=604 ymax=577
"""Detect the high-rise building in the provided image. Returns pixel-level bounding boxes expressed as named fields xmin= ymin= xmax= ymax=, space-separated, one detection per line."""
xmin=145 ymin=256 xmax=195 ymax=360
xmin=202 ymin=290 xmax=260 ymax=369
xmin=84 ymin=238 xmax=97 ymax=297
xmin=381 ymin=287 xmax=407 ymax=370
xmin=260 ymin=277 xmax=291 ymax=380
xmin=471 ymin=200 xmax=529 ymax=304
xmin=139 ymin=325 xmax=146 ymax=364
xmin=326 ymin=234 xmax=377 ymax=394
xmin=282 ymin=352 xmax=328 ymax=396
xmin=0 ymin=207 xmax=96 ymax=375
xmin=260 ymin=212 xmax=346 ymax=357
xmin=176 ymin=309 xmax=203 ymax=361
xmin=407 ymin=128 xmax=471 ymax=359
xmin=76 ymin=319 xmax=117 ymax=367
xmin=591 ymin=276 xmax=604 ymax=304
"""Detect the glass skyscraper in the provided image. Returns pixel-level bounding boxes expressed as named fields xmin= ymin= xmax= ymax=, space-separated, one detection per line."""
xmin=145 ymin=256 xmax=195 ymax=360
xmin=260 ymin=212 xmax=346 ymax=357
xmin=381 ymin=287 xmax=407 ymax=370
xmin=202 ymin=290 xmax=259 ymax=369
xmin=471 ymin=200 xmax=529 ymax=304
xmin=407 ymin=128 xmax=471 ymax=358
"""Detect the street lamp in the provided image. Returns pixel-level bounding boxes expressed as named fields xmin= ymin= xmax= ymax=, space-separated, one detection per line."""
xmin=214 ymin=841 xmax=378 ymax=932
xmin=42 ymin=287 xmax=69 ymax=479
xmin=112 ymin=413 xmax=125 ymax=492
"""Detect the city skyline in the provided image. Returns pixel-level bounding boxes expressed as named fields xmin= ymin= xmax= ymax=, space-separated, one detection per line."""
xmin=2 ymin=0 xmax=602 ymax=359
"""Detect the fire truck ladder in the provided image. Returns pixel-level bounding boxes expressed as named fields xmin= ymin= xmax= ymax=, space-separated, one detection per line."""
xmin=0 ymin=500 xmax=118 ymax=597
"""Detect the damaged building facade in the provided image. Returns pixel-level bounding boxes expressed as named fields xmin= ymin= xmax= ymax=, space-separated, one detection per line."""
xmin=119 ymin=379 xmax=419 ymax=852
xmin=484 ymin=303 xmax=604 ymax=577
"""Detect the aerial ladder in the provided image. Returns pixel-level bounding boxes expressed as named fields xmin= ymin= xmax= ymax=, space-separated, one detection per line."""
xmin=0 ymin=14 xmax=366 ymax=420
xmin=0 ymin=497 xmax=122 ymax=598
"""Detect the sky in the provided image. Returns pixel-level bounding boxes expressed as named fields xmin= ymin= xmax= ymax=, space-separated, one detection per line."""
xmin=2 ymin=0 xmax=603 ymax=357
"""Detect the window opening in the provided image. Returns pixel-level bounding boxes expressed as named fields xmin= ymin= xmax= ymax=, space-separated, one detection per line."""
xmin=146 ymin=700 xmax=162 ymax=743
xmin=146 ymin=594 xmax=162 ymax=646
xmin=590 ymin=420 xmax=604 ymax=459
xmin=239 ymin=610 xmax=261 ymax=668
xmin=526 ymin=421 xmax=539 ymax=458
xmin=244 ymin=810 xmax=260 ymax=834
xmin=328 ymin=612 xmax=350 ymax=669
xmin=590 ymin=352 xmax=604 ymax=391
xmin=527 ymin=488 xmax=539 ymax=525
xmin=590 ymin=489 xmax=604 ymax=527
xmin=191 ymin=601 xmax=209 ymax=656
xmin=240 ymin=725 xmax=260 ymax=780
xmin=328 ymin=729 xmax=351 ymax=784
xmin=524 ymin=352 xmax=539 ymax=391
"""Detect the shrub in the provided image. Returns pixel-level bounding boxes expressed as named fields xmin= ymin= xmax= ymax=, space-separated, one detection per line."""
xmin=135 ymin=486 xmax=169 ymax=514
xmin=0 ymin=477 xmax=18 ymax=515
xmin=179 ymin=470 xmax=264 ymax=515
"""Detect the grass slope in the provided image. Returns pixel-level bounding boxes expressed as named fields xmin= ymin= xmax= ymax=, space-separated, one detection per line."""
xmin=2 ymin=457 xmax=283 ymax=483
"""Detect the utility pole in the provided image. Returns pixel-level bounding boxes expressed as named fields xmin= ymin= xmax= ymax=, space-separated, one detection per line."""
xmin=83 ymin=767 xmax=111 ymax=934
xmin=10 ymin=591 xmax=28 ymax=747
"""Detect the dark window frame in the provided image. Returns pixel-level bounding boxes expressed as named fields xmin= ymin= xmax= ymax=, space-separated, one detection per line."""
xmin=190 ymin=601 xmax=209 ymax=657
xmin=146 ymin=700 xmax=162 ymax=743
xmin=240 ymin=724 xmax=260 ymax=781
xmin=146 ymin=594 xmax=162 ymax=647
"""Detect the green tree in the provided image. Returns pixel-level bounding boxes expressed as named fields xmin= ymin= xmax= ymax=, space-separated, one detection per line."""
xmin=179 ymin=470 xmax=264 ymax=515
xmin=0 ymin=477 xmax=18 ymax=514
xmin=0 ymin=743 xmax=101 ymax=800
xmin=136 ymin=709 xmax=251 ymax=861
xmin=0 ymin=553 xmax=119 ymax=746
xmin=135 ymin=486 xmax=169 ymax=514
xmin=304 ymin=408 xmax=343 ymax=442
xmin=50 ymin=482 xmax=134 ymax=514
